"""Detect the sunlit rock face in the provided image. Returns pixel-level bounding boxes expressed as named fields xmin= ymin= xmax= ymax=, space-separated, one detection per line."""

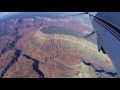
xmin=0 ymin=12 xmax=118 ymax=78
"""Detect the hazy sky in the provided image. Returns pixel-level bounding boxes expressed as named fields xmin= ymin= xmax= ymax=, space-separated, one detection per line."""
xmin=0 ymin=12 xmax=84 ymax=16
xmin=0 ymin=12 xmax=20 ymax=18
xmin=0 ymin=12 xmax=89 ymax=20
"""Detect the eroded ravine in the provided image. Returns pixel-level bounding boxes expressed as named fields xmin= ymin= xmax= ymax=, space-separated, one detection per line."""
xmin=0 ymin=27 xmax=44 ymax=78
xmin=82 ymin=61 xmax=118 ymax=77
xmin=23 ymin=55 xmax=44 ymax=78
xmin=0 ymin=50 xmax=44 ymax=78
xmin=0 ymin=50 xmax=22 ymax=78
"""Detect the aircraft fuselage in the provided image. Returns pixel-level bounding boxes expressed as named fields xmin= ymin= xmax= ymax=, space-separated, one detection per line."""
xmin=89 ymin=12 xmax=120 ymax=76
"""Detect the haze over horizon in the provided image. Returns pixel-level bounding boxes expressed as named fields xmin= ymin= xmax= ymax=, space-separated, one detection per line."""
xmin=0 ymin=12 xmax=86 ymax=19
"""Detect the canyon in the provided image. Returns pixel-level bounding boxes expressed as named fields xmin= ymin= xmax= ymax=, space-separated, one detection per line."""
xmin=0 ymin=14 xmax=118 ymax=78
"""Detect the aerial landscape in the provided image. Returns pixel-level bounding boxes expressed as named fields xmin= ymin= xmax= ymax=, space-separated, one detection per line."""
xmin=0 ymin=12 xmax=118 ymax=78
